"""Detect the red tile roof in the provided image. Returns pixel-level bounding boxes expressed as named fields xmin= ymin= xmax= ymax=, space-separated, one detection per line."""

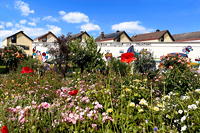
xmin=131 ymin=30 xmax=174 ymax=42
xmin=173 ymin=31 xmax=200 ymax=42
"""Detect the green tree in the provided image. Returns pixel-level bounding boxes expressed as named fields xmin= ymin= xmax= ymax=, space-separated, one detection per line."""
xmin=2 ymin=45 xmax=26 ymax=71
xmin=48 ymin=34 xmax=71 ymax=77
xmin=69 ymin=37 xmax=105 ymax=73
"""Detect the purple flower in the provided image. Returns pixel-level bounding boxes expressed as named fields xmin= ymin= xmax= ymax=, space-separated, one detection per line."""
xmin=153 ymin=127 xmax=158 ymax=131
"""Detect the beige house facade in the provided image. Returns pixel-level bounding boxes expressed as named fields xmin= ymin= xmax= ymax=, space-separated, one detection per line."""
xmin=34 ymin=31 xmax=58 ymax=43
xmin=70 ymin=31 xmax=91 ymax=42
xmin=2 ymin=31 xmax=33 ymax=55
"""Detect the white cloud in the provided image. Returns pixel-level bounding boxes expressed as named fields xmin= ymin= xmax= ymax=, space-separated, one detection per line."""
xmin=111 ymin=21 xmax=153 ymax=34
xmin=15 ymin=0 xmax=34 ymax=16
xmin=6 ymin=22 xmax=13 ymax=27
xmin=61 ymin=12 xmax=89 ymax=23
xmin=0 ymin=25 xmax=4 ymax=29
xmin=0 ymin=30 xmax=15 ymax=39
xmin=80 ymin=23 xmax=101 ymax=32
xmin=59 ymin=11 xmax=66 ymax=15
xmin=46 ymin=25 xmax=61 ymax=35
xmin=0 ymin=24 xmax=62 ymax=47
xmin=19 ymin=19 xmax=27 ymax=24
xmin=28 ymin=22 xmax=36 ymax=26
xmin=42 ymin=16 xmax=58 ymax=22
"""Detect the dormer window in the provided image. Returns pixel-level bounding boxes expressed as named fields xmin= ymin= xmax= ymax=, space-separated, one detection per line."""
xmin=11 ymin=35 xmax=16 ymax=43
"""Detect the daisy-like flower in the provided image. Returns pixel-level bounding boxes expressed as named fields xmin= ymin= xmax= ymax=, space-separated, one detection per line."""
xmin=153 ymin=106 xmax=160 ymax=111
xmin=178 ymin=110 xmax=183 ymax=114
xmin=106 ymin=108 xmax=113 ymax=113
xmin=181 ymin=125 xmax=187 ymax=132
xmin=129 ymin=102 xmax=135 ymax=107
xmin=139 ymin=98 xmax=148 ymax=106
xmin=188 ymin=104 xmax=197 ymax=110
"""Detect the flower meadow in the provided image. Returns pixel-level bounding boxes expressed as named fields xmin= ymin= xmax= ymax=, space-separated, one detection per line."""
xmin=0 ymin=45 xmax=200 ymax=132
xmin=0 ymin=67 xmax=200 ymax=132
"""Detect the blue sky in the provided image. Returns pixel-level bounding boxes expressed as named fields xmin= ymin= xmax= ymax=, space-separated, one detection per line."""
xmin=1 ymin=0 xmax=200 ymax=45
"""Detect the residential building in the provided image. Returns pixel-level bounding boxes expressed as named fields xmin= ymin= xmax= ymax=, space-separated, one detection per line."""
xmin=95 ymin=31 xmax=132 ymax=43
xmin=70 ymin=31 xmax=90 ymax=42
xmin=131 ymin=30 xmax=174 ymax=42
xmin=2 ymin=31 xmax=33 ymax=55
xmin=34 ymin=31 xmax=58 ymax=43
xmin=173 ymin=31 xmax=200 ymax=42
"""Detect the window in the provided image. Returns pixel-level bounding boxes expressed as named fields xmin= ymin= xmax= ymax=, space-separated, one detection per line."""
xmin=11 ymin=35 xmax=16 ymax=43
xmin=119 ymin=50 xmax=124 ymax=53
xmin=17 ymin=45 xmax=30 ymax=50
xmin=42 ymin=37 xmax=47 ymax=42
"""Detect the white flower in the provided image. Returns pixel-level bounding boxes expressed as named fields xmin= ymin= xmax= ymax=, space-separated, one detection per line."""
xmin=181 ymin=96 xmax=190 ymax=100
xmin=196 ymin=101 xmax=199 ymax=105
xmin=181 ymin=125 xmax=187 ymax=131
xmin=138 ymin=108 xmax=144 ymax=112
xmin=162 ymin=95 xmax=170 ymax=100
xmin=174 ymin=119 xmax=179 ymax=123
xmin=129 ymin=102 xmax=135 ymax=107
xmin=139 ymin=98 xmax=148 ymax=106
xmin=178 ymin=110 xmax=183 ymax=114
xmin=195 ymin=89 xmax=200 ymax=93
xmin=188 ymin=104 xmax=197 ymax=110
xmin=181 ymin=116 xmax=186 ymax=122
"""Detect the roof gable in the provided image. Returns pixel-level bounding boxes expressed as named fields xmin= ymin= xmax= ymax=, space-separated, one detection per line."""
xmin=95 ymin=31 xmax=131 ymax=42
xmin=70 ymin=31 xmax=90 ymax=40
xmin=131 ymin=30 xmax=174 ymax=41
xmin=7 ymin=31 xmax=33 ymax=41
xmin=34 ymin=31 xmax=58 ymax=41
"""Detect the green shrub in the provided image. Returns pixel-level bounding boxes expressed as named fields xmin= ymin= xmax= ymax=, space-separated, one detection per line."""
xmin=69 ymin=38 xmax=105 ymax=73
xmin=109 ymin=57 xmax=131 ymax=76
xmin=2 ymin=45 xmax=26 ymax=71
xmin=17 ymin=57 xmax=41 ymax=72
xmin=134 ymin=49 xmax=156 ymax=74
xmin=159 ymin=54 xmax=200 ymax=94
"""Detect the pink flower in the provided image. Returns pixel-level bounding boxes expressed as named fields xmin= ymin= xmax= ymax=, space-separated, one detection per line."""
xmin=38 ymin=102 xmax=51 ymax=109
xmin=91 ymin=124 xmax=97 ymax=129
xmin=169 ymin=66 xmax=173 ymax=69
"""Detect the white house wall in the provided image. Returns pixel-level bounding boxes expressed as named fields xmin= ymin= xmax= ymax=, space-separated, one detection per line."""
xmin=97 ymin=42 xmax=200 ymax=62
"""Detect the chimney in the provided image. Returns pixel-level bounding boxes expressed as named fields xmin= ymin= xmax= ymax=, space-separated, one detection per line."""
xmin=100 ymin=32 xmax=104 ymax=40
xmin=116 ymin=30 xmax=120 ymax=33
xmin=156 ymin=29 xmax=160 ymax=32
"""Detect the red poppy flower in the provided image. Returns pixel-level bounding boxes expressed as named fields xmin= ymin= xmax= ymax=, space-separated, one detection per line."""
xmin=21 ymin=67 xmax=34 ymax=74
xmin=68 ymin=90 xmax=78 ymax=96
xmin=121 ymin=52 xmax=137 ymax=63
xmin=1 ymin=125 xmax=8 ymax=133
